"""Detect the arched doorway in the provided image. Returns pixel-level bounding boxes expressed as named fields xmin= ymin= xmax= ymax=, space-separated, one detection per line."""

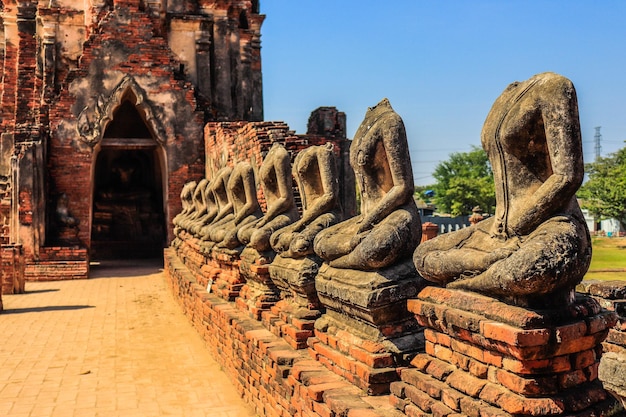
xmin=91 ymin=97 xmax=166 ymax=259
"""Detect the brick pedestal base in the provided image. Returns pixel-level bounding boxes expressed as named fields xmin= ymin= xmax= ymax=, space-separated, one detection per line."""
xmin=313 ymin=260 xmax=427 ymax=394
xmin=25 ymin=246 xmax=88 ymax=281
xmin=579 ymin=280 xmax=626 ymax=411
xmin=266 ymin=256 xmax=323 ymax=349
xmin=204 ymin=247 xmax=244 ymax=301
xmin=237 ymin=247 xmax=280 ymax=320
xmin=391 ymin=286 xmax=621 ymax=416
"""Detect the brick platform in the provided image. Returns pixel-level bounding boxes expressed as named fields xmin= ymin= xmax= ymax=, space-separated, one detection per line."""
xmin=391 ymin=286 xmax=621 ymax=416
xmin=578 ymin=281 xmax=626 ymax=409
xmin=313 ymin=261 xmax=427 ymax=395
xmin=164 ymin=247 xmax=405 ymax=417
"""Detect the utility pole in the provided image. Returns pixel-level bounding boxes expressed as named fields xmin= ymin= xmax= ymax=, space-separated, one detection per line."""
xmin=594 ymin=126 xmax=602 ymax=161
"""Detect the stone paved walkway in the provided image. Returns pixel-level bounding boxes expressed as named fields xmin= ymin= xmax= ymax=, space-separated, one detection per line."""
xmin=0 ymin=259 xmax=256 ymax=417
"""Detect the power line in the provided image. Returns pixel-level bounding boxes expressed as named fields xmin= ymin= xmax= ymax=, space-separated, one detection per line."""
xmin=594 ymin=126 xmax=602 ymax=161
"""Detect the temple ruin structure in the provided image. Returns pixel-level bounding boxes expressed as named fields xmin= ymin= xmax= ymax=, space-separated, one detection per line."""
xmin=0 ymin=0 xmax=264 ymax=280
xmin=1 ymin=1 xmax=625 ymax=416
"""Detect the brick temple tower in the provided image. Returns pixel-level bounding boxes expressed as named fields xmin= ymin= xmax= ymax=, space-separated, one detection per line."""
xmin=0 ymin=0 xmax=264 ymax=277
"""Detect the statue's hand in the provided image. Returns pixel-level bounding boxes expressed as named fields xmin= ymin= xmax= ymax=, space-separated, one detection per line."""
xmin=350 ymin=231 xmax=368 ymax=248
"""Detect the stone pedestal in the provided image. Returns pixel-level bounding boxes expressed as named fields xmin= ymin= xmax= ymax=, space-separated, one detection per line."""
xmin=391 ymin=286 xmax=621 ymax=416
xmin=265 ymin=255 xmax=323 ymax=349
xmin=236 ymin=247 xmax=280 ymax=320
xmin=311 ymin=259 xmax=427 ymax=394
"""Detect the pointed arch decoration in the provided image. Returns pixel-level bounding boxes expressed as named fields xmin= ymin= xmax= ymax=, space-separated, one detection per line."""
xmin=76 ymin=75 xmax=167 ymax=147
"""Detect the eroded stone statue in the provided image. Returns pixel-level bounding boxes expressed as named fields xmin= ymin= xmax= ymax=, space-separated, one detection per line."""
xmin=211 ymin=161 xmax=263 ymax=249
xmin=173 ymin=181 xmax=196 ymax=232
xmin=199 ymin=166 xmax=233 ymax=242
xmin=179 ymin=178 xmax=209 ymax=231
xmin=270 ymin=143 xmax=341 ymax=258
xmin=413 ymin=72 xmax=591 ymax=306
xmin=237 ymin=142 xmax=299 ymax=252
xmin=313 ymin=98 xmax=421 ymax=270
xmin=188 ymin=179 xmax=220 ymax=237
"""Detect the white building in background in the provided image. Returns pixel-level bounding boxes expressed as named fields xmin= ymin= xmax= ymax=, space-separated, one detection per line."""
xmin=581 ymin=208 xmax=625 ymax=237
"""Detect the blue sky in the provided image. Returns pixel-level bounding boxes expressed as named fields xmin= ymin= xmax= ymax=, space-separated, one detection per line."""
xmin=260 ymin=1 xmax=626 ymax=185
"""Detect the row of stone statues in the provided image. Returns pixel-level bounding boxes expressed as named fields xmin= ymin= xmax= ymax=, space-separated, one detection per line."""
xmin=174 ymin=72 xmax=591 ymax=308
xmin=174 ymin=142 xmax=339 ymax=258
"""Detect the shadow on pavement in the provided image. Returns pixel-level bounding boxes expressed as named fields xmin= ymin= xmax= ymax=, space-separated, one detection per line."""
xmin=24 ymin=288 xmax=61 ymax=294
xmin=89 ymin=258 xmax=164 ymax=279
xmin=2 ymin=305 xmax=94 ymax=314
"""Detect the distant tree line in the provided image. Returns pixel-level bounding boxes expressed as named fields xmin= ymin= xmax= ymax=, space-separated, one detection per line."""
xmin=417 ymin=143 xmax=626 ymax=230
xmin=578 ymin=146 xmax=626 ymax=231
xmin=415 ymin=146 xmax=495 ymax=217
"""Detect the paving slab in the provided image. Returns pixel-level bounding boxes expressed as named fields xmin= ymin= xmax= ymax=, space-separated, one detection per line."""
xmin=0 ymin=259 xmax=256 ymax=417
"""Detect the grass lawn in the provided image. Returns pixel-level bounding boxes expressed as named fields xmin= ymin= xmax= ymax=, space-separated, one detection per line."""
xmin=584 ymin=236 xmax=626 ymax=281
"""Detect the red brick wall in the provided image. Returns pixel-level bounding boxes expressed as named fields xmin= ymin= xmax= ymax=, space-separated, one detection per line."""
xmin=203 ymin=121 xmax=351 ymax=213
xmin=164 ymin=249 xmax=400 ymax=417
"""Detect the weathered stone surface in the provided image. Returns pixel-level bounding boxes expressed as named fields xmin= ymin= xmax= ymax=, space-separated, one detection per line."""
xmin=173 ymin=181 xmax=197 ymax=233
xmin=314 ymin=99 xmax=421 ymax=270
xmin=578 ymin=280 xmax=626 ymax=300
xmin=316 ymin=262 xmax=425 ymax=325
xmin=211 ymin=162 xmax=263 ymax=249
xmin=271 ymin=143 xmax=342 ymax=258
xmin=199 ymin=166 xmax=234 ymax=242
xmin=238 ymin=142 xmax=299 ymax=252
xmin=268 ymin=255 xmax=322 ymax=309
xmin=599 ymin=353 xmax=626 ymax=408
xmin=414 ymin=72 xmax=591 ymax=307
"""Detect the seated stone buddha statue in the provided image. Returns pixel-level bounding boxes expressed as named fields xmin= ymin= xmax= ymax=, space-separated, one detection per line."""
xmin=313 ymin=98 xmax=421 ymax=270
xmin=212 ymin=161 xmax=263 ymax=249
xmin=413 ymin=72 xmax=591 ymax=306
xmin=237 ymin=142 xmax=299 ymax=252
xmin=270 ymin=143 xmax=342 ymax=258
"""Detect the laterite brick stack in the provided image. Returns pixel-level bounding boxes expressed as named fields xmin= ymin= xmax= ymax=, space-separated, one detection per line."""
xmin=1 ymin=244 xmax=24 ymax=294
xmin=391 ymin=286 xmax=621 ymax=416
xmin=578 ymin=281 xmax=626 ymax=409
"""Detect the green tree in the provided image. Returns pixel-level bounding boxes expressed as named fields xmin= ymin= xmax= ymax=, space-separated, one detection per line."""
xmin=578 ymin=147 xmax=626 ymax=229
xmin=432 ymin=146 xmax=495 ymax=216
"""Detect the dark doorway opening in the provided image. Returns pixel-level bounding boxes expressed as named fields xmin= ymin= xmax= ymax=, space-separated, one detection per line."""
xmin=91 ymin=99 xmax=166 ymax=260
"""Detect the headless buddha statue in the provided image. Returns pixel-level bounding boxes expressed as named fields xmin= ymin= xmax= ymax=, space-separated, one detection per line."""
xmin=199 ymin=166 xmax=233 ymax=242
xmin=173 ymin=181 xmax=196 ymax=230
xmin=211 ymin=162 xmax=263 ymax=249
xmin=313 ymin=98 xmax=422 ymax=270
xmin=237 ymin=142 xmax=299 ymax=252
xmin=179 ymin=178 xmax=209 ymax=231
xmin=413 ymin=72 xmax=591 ymax=305
xmin=271 ymin=143 xmax=342 ymax=258
xmin=189 ymin=180 xmax=219 ymax=237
